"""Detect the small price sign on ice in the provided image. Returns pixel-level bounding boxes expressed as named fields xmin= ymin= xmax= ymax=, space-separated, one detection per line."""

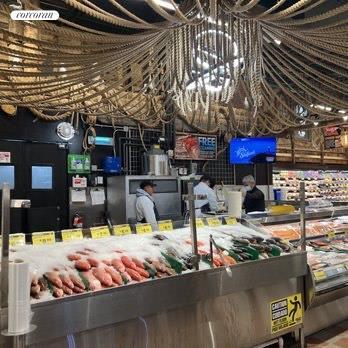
xmin=195 ymin=218 xmax=205 ymax=228
xmin=136 ymin=223 xmax=152 ymax=234
xmin=9 ymin=233 xmax=26 ymax=247
xmin=114 ymin=224 xmax=132 ymax=236
xmin=32 ymin=231 xmax=56 ymax=245
xmin=61 ymin=229 xmax=83 ymax=242
xmin=206 ymin=217 xmax=221 ymax=227
xmin=327 ymin=231 xmax=336 ymax=239
xmin=225 ymin=217 xmax=237 ymax=225
xmin=90 ymin=226 xmax=110 ymax=239
xmin=313 ymin=270 xmax=327 ymax=282
xmin=158 ymin=220 xmax=173 ymax=232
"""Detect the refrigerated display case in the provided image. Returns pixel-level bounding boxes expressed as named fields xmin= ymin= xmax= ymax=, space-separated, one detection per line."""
xmin=244 ymin=207 xmax=348 ymax=336
xmin=273 ymin=170 xmax=348 ymax=202
xmin=0 ymin=221 xmax=307 ymax=348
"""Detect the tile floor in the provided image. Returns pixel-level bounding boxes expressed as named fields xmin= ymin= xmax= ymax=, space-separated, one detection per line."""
xmin=306 ymin=320 xmax=348 ymax=347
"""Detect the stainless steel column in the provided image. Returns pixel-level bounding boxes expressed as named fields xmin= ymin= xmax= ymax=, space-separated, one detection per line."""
xmin=299 ymin=181 xmax=306 ymax=251
xmin=187 ymin=181 xmax=199 ymax=270
xmin=299 ymin=181 xmax=306 ymax=348
xmin=1 ymin=183 xmax=10 ymax=308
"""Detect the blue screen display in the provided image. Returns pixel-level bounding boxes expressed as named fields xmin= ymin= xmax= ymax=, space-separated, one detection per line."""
xmin=229 ymin=137 xmax=277 ymax=164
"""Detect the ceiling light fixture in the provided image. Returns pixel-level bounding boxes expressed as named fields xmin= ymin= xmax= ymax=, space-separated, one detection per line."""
xmin=343 ymin=115 xmax=348 ymax=122
xmin=153 ymin=0 xmax=176 ymax=11
xmin=338 ymin=110 xmax=346 ymax=114
xmin=310 ymin=104 xmax=332 ymax=112
xmin=313 ymin=121 xmax=319 ymax=126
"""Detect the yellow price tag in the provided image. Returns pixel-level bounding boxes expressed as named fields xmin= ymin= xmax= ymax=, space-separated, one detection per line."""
xmin=327 ymin=231 xmax=335 ymax=239
xmin=136 ymin=223 xmax=153 ymax=234
xmin=158 ymin=220 xmax=173 ymax=232
xmin=61 ymin=229 xmax=83 ymax=242
xmin=114 ymin=224 xmax=132 ymax=236
xmin=32 ymin=231 xmax=55 ymax=245
xmin=206 ymin=217 xmax=221 ymax=227
xmin=9 ymin=233 xmax=26 ymax=247
xmin=313 ymin=270 xmax=327 ymax=282
xmin=225 ymin=217 xmax=237 ymax=225
xmin=90 ymin=226 xmax=110 ymax=239
xmin=195 ymin=218 xmax=205 ymax=228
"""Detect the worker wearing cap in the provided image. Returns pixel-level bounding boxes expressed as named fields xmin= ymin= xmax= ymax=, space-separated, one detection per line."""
xmin=136 ymin=180 xmax=160 ymax=230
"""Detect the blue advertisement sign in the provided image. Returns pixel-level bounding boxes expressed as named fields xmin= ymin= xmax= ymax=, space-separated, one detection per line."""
xmin=229 ymin=137 xmax=277 ymax=164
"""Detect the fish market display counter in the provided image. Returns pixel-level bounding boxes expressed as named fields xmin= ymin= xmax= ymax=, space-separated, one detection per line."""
xmin=1 ymin=223 xmax=307 ymax=348
xmin=245 ymin=207 xmax=348 ymax=336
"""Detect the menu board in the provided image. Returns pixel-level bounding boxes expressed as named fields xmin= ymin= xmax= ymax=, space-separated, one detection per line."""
xmin=175 ymin=134 xmax=217 ymax=160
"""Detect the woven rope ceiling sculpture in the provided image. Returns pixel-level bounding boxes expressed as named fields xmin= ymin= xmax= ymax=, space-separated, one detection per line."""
xmin=0 ymin=0 xmax=347 ymax=135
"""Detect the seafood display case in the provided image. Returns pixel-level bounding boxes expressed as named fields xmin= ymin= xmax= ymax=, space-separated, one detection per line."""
xmin=244 ymin=207 xmax=348 ymax=336
xmin=0 ymin=221 xmax=307 ymax=348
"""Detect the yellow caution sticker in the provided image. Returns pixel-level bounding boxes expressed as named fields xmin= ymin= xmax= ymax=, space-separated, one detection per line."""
xmin=61 ymin=229 xmax=83 ymax=242
xmin=114 ymin=224 xmax=132 ymax=236
xmin=270 ymin=293 xmax=303 ymax=334
xmin=9 ymin=233 xmax=26 ymax=247
xmin=136 ymin=223 xmax=152 ymax=234
xmin=225 ymin=217 xmax=237 ymax=225
xmin=206 ymin=217 xmax=221 ymax=227
xmin=90 ymin=226 xmax=110 ymax=239
xmin=158 ymin=220 xmax=173 ymax=232
xmin=32 ymin=231 xmax=56 ymax=245
xmin=195 ymin=218 xmax=205 ymax=228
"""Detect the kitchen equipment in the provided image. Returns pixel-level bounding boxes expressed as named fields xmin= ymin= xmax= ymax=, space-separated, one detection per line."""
xmin=107 ymin=175 xmax=182 ymax=224
xmin=147 ymin=146 xmax=169 ymax=176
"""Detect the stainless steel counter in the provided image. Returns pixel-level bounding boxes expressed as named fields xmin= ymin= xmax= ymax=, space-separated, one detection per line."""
xmin=1 ymin=252 xmax=307 ymax=348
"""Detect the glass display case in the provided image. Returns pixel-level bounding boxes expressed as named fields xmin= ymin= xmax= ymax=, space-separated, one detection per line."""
xmin=243 ymin=207 xmax=348 ymax=335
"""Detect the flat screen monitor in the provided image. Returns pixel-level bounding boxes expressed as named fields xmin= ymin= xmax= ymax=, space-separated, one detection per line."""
xmin=229 ymin=137 xmax=276 ymax=164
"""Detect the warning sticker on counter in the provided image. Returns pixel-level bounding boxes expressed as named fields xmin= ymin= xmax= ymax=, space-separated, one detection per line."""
xmin=270 ymin=293 xmax=303 ymax=334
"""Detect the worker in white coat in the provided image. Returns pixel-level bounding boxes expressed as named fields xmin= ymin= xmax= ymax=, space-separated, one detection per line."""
xmin=136 ymin=181 xmax=159 ymax=230
xmin=194 ymin=175 xmax=219 ymax=217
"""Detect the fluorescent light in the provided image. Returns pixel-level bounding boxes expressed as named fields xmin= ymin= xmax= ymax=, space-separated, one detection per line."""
xmin=196 ymin=57 xmax=210 ymax=69
xmin=152 ymin=0 xmax=175 ymax=11
xmin=274 ymin=39 xmax=281 ymax=45
xmin=338 ymin=110 xmax=346 ymax=114
xmin=343 ymin=115 xmax=348 ymax=122
xmin=310 ymin=104 xmax=332 ymax=112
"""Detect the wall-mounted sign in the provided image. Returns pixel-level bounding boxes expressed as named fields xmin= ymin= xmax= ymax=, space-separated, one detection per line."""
xmin=323 ymin=126 xmax=340 ymax=137
xmin=175 ymin=134 xmax=217 ymax=160
xmin=68 ymin=154 xmax=91 ymax=174
xmin=324 ymin=137 xmax=341 ymax=150
xmin=72 ymin=176 xmax=87 ymax=188
xmin=0 ymin=152 xmax=11 ymax=163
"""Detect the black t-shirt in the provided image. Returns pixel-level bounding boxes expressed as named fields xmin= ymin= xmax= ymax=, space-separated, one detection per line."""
xmin=243 ymin=186 xmax=265 ymax=213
